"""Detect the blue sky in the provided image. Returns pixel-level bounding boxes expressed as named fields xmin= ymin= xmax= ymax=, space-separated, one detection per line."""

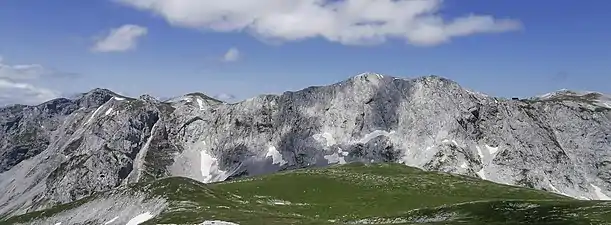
xmin=0 ymin=0 xmax=609 ymax=105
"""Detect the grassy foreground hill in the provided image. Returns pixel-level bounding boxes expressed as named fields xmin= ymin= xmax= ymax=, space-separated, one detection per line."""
xmin=4 ymin=163 xmax=611 ymax=225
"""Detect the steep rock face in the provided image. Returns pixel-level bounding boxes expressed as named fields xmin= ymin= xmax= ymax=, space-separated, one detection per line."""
xmin=0 ymin=90 xmax=164 ymax=217
xmin=0 ymin=98 xmax=78 ymax=173
xmin=158 ymin=73 xmax=611 ymax=201
xmin=1 ymin=73 xmax=611 ymax=219
xmin=530 ymin=97 xmax=611 ymax=198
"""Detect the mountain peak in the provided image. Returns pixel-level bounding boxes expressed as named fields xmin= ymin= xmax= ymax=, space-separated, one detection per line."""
xmin=84 ymin=88 xmax=116 ymax=96
xmin=411 ymin=74 xmax=455 ymax=83
xmin=75 ymin=88 xmax=118 ymax=108
xmin=350 ymin=72 xmax=454 ymax=83
xmin=353 ymin=72 xmax=386 ymax=80
xmin=537 ymin=89 xmax=609 ymax=100
xmin=534 ymin=89 xmax=611 ymax=108
xmin=164 ymin=92 xmax=222 ymax=104
xmin=184 ymin=92 xmax=222 ymax=103
xmin=164 ymin=92 xmax=223 ymax=110
xmin=138 ymin=94 xmax=159 ymax=102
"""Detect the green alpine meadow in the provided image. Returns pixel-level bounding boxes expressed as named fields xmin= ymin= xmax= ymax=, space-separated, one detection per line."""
xmin=5 ymin=163 xmax=611 ymax=225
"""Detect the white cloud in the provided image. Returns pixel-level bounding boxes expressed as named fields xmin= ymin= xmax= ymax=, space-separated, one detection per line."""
xmin=0 ymin=63 xmax=46 ymax=81
xmin=0 ymin=79 xmax=60 ymax=106
xmin=92 ymin=24 xmax=148 ymax=52
xmin=222 ymin=47 xmax=240 ymax=62
xmin=0 ymin=57 xmax=68 ymax=106
xmin=0 ymin=58 xmax=77 ymax=81
xmin=114 ymin=0 xmax=521 ymax=46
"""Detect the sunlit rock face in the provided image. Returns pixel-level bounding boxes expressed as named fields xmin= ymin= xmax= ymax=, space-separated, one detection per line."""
xmin=2 ymin=73 xmax=611 ymax=218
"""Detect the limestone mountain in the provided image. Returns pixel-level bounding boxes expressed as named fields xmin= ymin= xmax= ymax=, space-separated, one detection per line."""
xmin=1 ymin=73 xmax=610 ymax=220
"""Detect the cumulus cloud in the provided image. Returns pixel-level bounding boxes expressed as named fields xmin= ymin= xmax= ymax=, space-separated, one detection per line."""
xmin=0 ymin=56 xmax=70 ymax=106
xmin=114 ymin=0 xmax=521 ymax=46
xmin=92 ymin=24 xmax=148 ymax=52
xmin=222 ymin=47 xmax=241 ymax=62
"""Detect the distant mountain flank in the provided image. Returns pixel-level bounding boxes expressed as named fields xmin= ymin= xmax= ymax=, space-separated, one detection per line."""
xmin=1 ymin=72 xmax=610 ymax=221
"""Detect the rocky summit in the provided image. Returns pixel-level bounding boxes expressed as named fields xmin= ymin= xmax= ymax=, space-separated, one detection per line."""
xmin=1 ymin=73 xmax=611 ymax=221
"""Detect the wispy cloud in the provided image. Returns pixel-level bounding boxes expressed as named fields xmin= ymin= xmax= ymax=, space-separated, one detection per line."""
xmin=0 ymin=61 xmax=78 ymax=81
xmin=0 ymin=63 xmax=45 ymax=81
xmin=0 ymin=56 xmax=75 ymax=105
xmin=0 ymin=79 xmax=60 ymax=106
xmin=115 ymin=0 xmax=521 ymax=46
xmin=92 ymin=24 xmax=148 ymax=52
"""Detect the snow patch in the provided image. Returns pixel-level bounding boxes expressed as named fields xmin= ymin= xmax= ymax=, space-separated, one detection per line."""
xmin=104 ymin=107 xmax=114 ymax=116
xmin=84 ymin=105 xmax=105 ymax=125
xmin=339 ymin=147 xmax=349 ymax=156
xmin=358 ymin=130 xmax=395 ymax=144
xmin=125 ymin=212 xmax=154 ymax=225
xmin=200 ymin=145 xmax=229 ymax=183
xmin=196 ymin=98 xmax=205 ymax=110
xmin=485 ymin=145 xmax=499 ymax=155
xmin=460 ymin=162 xmax=468 ymax=169
xmin=548 ymin=183 xmax=559 ymax=192
xmin=113 ymin=96 xmax=125 ymax=101
xmin=591 ymin=184 xmax=611 ymax=200
xmin=324 ymin=150 xmax=347 ymax=165
xmin=103 ymin=216 xmax=119 ymax=224
xmin=548 ymin=183 xmax=571 ymax=197
xmin=54 ymin=223 xmax=61 ymax=225
xmin=476 ymin=168 xmax=487 ymax=180
xmin=441 ymin=139 xmax=459 ymax=146
xmin=313 ymin=132 xmax=336 ymax=146
xmin=199 ymin=221 xmax=239 ymax=225
xmin=265 ymin=146 xmax=287 ymax=166
xmin=476 ymin=146 xmax=485 ymax=161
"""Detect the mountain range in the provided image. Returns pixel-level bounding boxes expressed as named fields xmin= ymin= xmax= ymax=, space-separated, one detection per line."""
xmin=1 ymin=72 xmax=610 ymax=224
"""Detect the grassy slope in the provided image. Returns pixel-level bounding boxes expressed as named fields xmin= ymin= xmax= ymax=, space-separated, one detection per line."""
xmin=5 ymin=163 xmax=611 ymax=225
